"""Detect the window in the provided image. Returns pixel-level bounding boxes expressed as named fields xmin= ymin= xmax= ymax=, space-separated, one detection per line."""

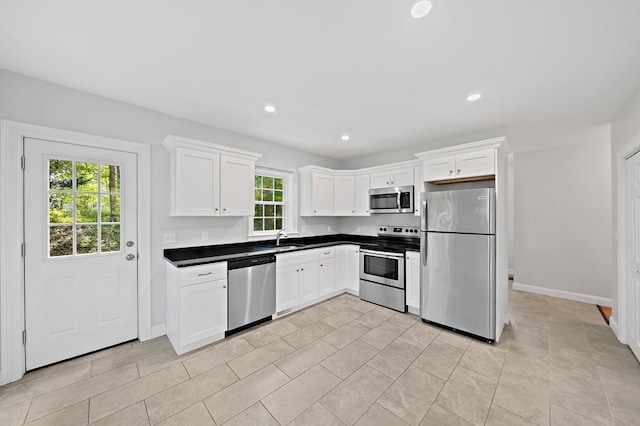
xmin=253 ymin=174 xmax=284 ymax=233
xmin=48 ymin=158 xmax=121 ymax=257
xmin=250 ymin=166 xmax=297 ymax=236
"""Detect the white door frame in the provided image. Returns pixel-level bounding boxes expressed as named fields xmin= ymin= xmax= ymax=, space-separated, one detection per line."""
xmin=0 ymin=120 xmax=151 ymax=385
xmin=615 ymin=132 xmax=640 ymax=345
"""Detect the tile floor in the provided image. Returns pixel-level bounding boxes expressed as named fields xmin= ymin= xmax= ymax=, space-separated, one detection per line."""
xmin=1 ymin=286 xmax=639 ymax=425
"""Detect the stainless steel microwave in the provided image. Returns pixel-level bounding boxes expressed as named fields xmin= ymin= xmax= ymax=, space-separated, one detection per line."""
xmin=369 ymin=185 xmax=414 ymax=214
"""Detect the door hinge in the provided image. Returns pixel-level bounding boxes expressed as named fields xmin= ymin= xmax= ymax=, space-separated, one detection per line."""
xmin=21 ymin=243 xmax=25 ymax=257
xmin=21 ymin=155 xmax=25 ymax=170
xmin=22 ymin=330 xmax=27 ymax=345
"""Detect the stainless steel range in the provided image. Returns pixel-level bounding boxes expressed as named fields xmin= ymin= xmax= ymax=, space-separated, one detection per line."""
xmin=359 ymin=225 xmax=419 ymax=312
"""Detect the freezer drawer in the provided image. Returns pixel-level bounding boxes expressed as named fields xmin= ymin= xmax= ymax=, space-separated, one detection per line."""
xmin=420 ymin=232 xmax=495 ymax=340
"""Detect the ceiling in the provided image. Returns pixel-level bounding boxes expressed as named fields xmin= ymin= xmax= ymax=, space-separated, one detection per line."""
xmin=1 ymin=1 xmax=640 ymax=160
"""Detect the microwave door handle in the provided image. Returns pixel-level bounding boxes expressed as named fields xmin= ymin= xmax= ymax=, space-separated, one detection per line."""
xmin=396 ymin=191 xmax=402 ymax=213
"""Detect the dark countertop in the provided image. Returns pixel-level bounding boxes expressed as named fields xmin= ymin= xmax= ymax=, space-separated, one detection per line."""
xmin=164 ymin=233 xmax=420 ymax=267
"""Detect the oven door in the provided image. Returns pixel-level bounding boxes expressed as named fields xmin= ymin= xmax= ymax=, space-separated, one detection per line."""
xmin=359 ymin=249 xmax=405 ymax=289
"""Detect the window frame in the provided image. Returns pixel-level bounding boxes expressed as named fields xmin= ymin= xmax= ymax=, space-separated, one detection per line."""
xmin=248 ymin=165 xmax=298 ymax=238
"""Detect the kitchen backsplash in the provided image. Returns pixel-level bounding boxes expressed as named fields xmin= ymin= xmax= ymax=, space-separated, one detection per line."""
xmin=340 ymin=214 xmax=420 ymax=236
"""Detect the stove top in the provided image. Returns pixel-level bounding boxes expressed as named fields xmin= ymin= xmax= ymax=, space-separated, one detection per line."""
xmin=361 ymin=225 xmax=420 ymax=253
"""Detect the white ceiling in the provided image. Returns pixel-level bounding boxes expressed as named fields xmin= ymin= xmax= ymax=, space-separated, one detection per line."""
xmin=1 ymin=1 xmax=640 ymax=160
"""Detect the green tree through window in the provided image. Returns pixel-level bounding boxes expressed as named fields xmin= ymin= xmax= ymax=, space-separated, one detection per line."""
xmin=254 ymin=174 xmax=284 ymax=232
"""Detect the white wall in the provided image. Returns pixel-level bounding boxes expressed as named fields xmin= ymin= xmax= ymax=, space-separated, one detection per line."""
xmin=611 ymin=83 xmax=640 ymax=330
xmin=0 ymin=69 xmax=340 ymax=330
xmin=512 ymin=134 xmax=612 ymax=303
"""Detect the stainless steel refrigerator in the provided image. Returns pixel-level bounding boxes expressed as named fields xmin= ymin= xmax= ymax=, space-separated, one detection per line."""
xmin=420 ymin=188 xmax=496 ymax=341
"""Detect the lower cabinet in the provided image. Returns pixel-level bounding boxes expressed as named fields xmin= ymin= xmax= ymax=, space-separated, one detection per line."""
xmin=318 ymin=248 xmax=337 ymax=297
xmin=276 ymin=249 xmax=319 ymax=313
xmin=166 ymin=262 xmax=228 ymax=355
xmin=336 ymin=245 xmax=360 ymax=294
xmin=405 ymin=250 xmax=420 ymax=314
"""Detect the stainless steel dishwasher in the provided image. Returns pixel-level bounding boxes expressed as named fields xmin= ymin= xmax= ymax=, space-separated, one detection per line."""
xmin=227 ymin=254 xmax=276 ymax=334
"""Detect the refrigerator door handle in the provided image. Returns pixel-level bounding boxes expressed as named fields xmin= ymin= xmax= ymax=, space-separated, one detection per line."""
xmin=420 ymin=192 xmax=428 ymax=231
xmin=420 ymin=233 xmax=427 ymax=267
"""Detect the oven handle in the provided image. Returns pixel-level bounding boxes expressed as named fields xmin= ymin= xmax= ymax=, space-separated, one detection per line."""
xmin=360 ymin=249 xmax=405 ymax=259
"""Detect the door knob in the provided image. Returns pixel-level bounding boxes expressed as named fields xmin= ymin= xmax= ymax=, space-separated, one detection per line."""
xmin=126 ymin=254 xmax=135 ymax=261
xmin=126 ymin=241 xmax=134 ymax=247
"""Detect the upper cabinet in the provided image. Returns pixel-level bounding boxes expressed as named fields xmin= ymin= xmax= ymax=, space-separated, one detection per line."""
xmin=370 ymin=167 xmax=414 ymax=189
xmin=421 ymin=148 xmax=495 ymax=183
xmin=355 ymin=174 xmax=370 ymax=216
xmin=334 ymin=174 xmax=356 ymax=216
xmin=164 ymin=135 xmax=261 ymax=217
xmin=299 ymin=166 xmax=334 ymax=216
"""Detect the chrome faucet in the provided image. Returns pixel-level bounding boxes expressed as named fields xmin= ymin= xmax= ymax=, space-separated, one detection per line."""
xmin=276 ymin=229 xmax=288 ymax=246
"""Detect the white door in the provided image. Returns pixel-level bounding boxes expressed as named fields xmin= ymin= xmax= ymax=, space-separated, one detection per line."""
xmin=24 ymin=138 xmax=138 ymax=370
xmin=626 ymin=151 xmax=640 ymax=361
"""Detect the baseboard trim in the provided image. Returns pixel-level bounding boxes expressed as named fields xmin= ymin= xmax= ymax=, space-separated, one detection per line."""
xmin=149 ymin=324 xmax=167 ymax=340
xmin=609 ymin=317 xmax=622 ymax=342
xmin=512 ymin=282 xmax=612 ymax=306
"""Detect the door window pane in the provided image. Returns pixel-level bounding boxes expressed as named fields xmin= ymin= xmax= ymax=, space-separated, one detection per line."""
xmin=49 ymin=226 xmax=73 ymax=257
xmin=101 ymin=195 xmax=121 ymax=222
xmin=76 ymin=162 xmax=99 ymax=192
xmin=101 ymin=224 xmax=120 ymax=252
xmin=49 ymin=159 xmax=73 ymax=190
xmin=100 ymin=164 xmax=120 ymax=193
xmin=49 ymin=193 xmax=73 ymax=223
xmin=76 ymin=193 xmax=98 ymax=223
xmin=76 ymin=225 xmax=98 ymax=254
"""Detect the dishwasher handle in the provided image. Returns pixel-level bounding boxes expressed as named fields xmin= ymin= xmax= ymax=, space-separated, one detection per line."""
xmin=228 ymin=254 xmax=276 ymax=270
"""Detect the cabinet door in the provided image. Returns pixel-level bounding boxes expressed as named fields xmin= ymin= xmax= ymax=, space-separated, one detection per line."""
xmin=455 ymin=149 xmax=495 ymax=179
xmin=347 ymin=246 xmax=360 ymax=292
xmin=334 ymin=175 xmax=356 ymax=216
xmin=390 ymin=167 xmax=414 ymax=186
xmin=335 ymin=246 xmax=349 ymax=289
xmin=175 ymin=147 xmax=220 ymax=216
xmin=405 ymin=251 xmax=420 ymax=312
xmin=312 ymin=172 xmax=334 ymax=215
xmin=369 ymin=171 xmax=391 ymax=189
xmin=276 ymin=264 xmax=299 ymax=313
xmin=355 ymin=174 xmax=370 ymax=216
xmin=413 ymin=166 xmax=423 ymax=216
xmin=220 ymin=155 xmax=255 ymax=216
xmin=423 ymin=156 xmax=455 ymax=182
xmin=179 ymin=280 xmax=227 ymax=347
xmin=298 ymin=261 xmax=319 ymax=304
xmin=318 ymin=257 xmax=336 ymax=297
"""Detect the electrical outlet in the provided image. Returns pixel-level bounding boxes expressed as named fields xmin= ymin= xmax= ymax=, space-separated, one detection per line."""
xmin=202 ymin=232 xmax=209 ymax=241
xmin=163 ymin=233 xmax=176 ymax=244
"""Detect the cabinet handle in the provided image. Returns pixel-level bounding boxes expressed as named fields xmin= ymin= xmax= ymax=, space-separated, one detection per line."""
xmin=222 ymin=285 xmax=226 ymax=288
xmin=223 ymin=208 xmax=226 ymax=212
xmin=457 ymin=169 xmax=460 ymax=174
xmin=198 ymin=272 xmax=212 ymax=276
xmin=449 ymin=170 xmax=453 ymax=175
xmin=215 ymin=208 xmax=219 ymax=212
xmin=352 ymin=210 xmax=355 ymax=213
xmin=301 ymin=268 xmax=304 ymax=271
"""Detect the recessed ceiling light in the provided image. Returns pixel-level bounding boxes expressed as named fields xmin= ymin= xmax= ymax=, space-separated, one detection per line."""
xmin=341 ymin=134 xmax=351 ymax=141
xmin=411 ymin=1 xmax=432 ymax=18
xmin=467 ymin=93 xmax=482 ymax=102
xmin=264 ymin=104 xmax=277 ymax=113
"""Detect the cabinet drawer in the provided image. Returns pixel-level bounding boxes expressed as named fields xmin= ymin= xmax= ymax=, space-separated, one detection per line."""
xmin=318 ymin=247 xmax=336 ymax=259
xmin=276 ymin=249 xmax=319 ymax=269
xmin=179 ymin=262 xmax=227 ymax=286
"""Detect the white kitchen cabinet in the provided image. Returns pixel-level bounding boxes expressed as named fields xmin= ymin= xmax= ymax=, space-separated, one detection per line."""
xmin=219 ymin=155 xmax=255 ymax=216
xmin=423 ymin=148 xmax=495 ymax=182
xmin=173 ymin=147 xmax=221 ymax=216
xmin=370 ymin=167 xmax=414 ymax=189
xmin=355 ymin=174 xmax=370 ymax=216
xmin=276 ymin=249 xmax=319 ymax=313
xmin=298 ymin=261 xmax=320 ymax=304
xmin=164 ymin=135 xmax=261 ymax=217
xmin=318 ymin=248 xmax=337 ymax=297
xmin=166 ymin=262 xmax=228 ymax=355
xmin=336 ymin=245 xmax=359 ymax=294
xmin=299 ymin=166 xmax=335 ymax=216
xmin=334 ymin=174 xmax=356 ymax=216
xmin=413 ymin=166 xmax=423 ymax=217
xmin=405 ymin=251 xmax=420 ymax=314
